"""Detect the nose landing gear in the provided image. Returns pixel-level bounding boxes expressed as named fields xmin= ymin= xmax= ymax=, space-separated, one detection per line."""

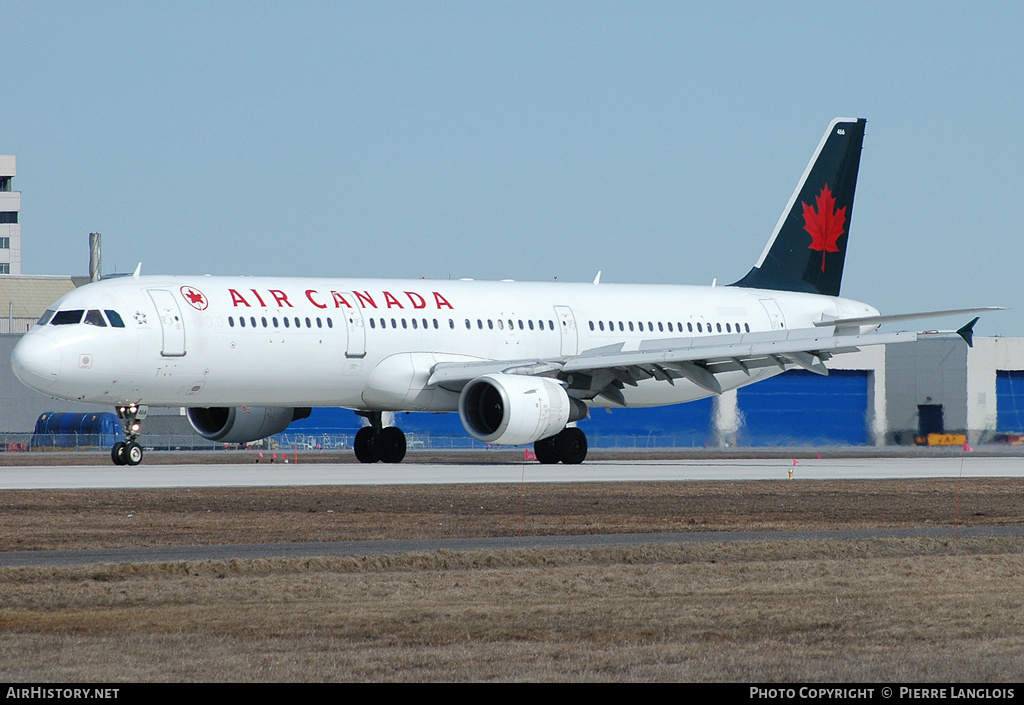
xmin=112 ymin=404 xmax=148 ymax=466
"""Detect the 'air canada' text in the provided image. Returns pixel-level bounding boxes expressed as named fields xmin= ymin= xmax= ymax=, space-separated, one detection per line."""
xmin=226 ymin=288 xmax=455 ymax=311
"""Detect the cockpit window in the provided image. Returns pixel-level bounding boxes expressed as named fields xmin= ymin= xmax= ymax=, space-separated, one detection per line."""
xmin=51 ymin=310 xmax=84 ymax=325
xmin=84 ymin=309 xmax=107 ymax=327
xmin=37 ymin=310 xmax=56 ymax=326
xmin=105 ymin=310 xmax=125 ymax=328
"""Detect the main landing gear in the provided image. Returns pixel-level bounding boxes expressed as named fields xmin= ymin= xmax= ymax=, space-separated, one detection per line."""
xmin=353 ymin=411 xmax=407 ymax=464
xmin=534 ymin=427 xmax=588 ymax=465
xmin=112 ymin=404 xmax=147 ymax=466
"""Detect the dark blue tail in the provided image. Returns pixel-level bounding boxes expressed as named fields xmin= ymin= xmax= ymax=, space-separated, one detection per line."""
xmin=731 ymin=118 xmax=866 ymax=297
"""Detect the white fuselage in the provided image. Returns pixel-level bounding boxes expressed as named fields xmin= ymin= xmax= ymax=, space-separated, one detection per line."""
xmin=11 ymin=274 xmax=879 ymax=413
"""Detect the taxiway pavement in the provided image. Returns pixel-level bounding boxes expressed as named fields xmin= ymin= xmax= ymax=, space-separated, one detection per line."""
xmin=1 ymin=455 xmax=1023 ymax=489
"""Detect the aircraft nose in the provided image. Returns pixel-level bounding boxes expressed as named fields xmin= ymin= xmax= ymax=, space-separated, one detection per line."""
xmin=11 ymin=332 xmax=62 ymax=392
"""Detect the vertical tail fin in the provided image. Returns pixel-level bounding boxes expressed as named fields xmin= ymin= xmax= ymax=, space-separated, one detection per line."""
xmin=731 ymin=117 xmax=866 ymax=297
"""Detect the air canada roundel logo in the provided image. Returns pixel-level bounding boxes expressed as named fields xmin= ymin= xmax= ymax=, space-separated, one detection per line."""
xmin=180 ymin=286 xmax=209 ymax=311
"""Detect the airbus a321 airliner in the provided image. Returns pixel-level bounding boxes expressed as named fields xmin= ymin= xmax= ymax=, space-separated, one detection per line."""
xmin=11 ymin=118 xmax=997 ymax=466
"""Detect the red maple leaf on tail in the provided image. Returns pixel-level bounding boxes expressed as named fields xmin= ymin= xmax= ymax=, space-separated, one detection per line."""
xmin=802 ymin=184 xmax=846 ymax=272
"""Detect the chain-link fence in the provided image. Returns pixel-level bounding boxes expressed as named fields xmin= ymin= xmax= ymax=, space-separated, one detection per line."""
xmin=0 ymin=432 xmax=229 ymax=452
xmin=0 ymin=429 xmax=715 ymax=454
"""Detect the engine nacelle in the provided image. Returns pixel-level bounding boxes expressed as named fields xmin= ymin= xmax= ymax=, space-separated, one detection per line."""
xmin=186 ymin=406 xmax=312 ymax=443
xmin=458 ymin=373 xmax=587 ymax=446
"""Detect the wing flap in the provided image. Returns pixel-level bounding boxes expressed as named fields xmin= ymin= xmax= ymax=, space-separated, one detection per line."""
xmin=427 ymin=327 xmax=920 ymax=390
xmin=561 ymin=330 xmax=916 ymax=373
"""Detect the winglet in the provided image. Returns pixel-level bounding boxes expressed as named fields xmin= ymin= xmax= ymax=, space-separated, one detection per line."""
xmin=132 ymin=263 xmax=142 ymax=279
xmin=957 ymin=317 xmax=979 ymax=347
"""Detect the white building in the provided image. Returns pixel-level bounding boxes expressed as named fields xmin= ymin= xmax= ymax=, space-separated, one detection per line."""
xmin=0 ymin=155 xmax=21 ymax=276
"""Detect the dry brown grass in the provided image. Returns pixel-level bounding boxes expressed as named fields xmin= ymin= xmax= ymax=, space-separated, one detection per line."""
xmin=2 ymin=539 xmax=1024 ymax=681
xmin=2 ymin=478 xmax=1024 ymax=681
xmin=2 ymin=478 xmax=1021 ymax=551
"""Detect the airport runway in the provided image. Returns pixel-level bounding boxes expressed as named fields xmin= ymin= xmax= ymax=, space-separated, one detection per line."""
xmin=1 ymin=455 xmax=1023 ymax=489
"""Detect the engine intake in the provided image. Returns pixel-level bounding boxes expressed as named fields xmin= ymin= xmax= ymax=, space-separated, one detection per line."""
xmin=186 ymin=406 xmax=311 ymax=443
xmin=458 ymin=373 xmax=587 ymax=446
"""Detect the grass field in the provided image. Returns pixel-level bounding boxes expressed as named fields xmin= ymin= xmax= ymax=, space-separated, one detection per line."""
xmin=2 ymin=477 xmax=1023 ymax=681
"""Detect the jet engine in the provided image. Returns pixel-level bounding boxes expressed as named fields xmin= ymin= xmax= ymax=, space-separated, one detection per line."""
xmin=458 ymin=373 xmax=587 ymax=446
xmin=186 ymin=406 xmax=312 ymax=443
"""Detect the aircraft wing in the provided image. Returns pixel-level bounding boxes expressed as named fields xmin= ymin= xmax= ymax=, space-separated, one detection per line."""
xmin=427 ymin=325 xmax=930 ymax=405
xmin=814 ymin=307 xmax=1004 ymax=334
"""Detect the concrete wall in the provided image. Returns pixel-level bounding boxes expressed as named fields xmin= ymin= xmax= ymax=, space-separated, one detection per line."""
xmin=967 ymin=337 xmax=1024 ymax=439
xmin=885 ymin=338 xmax=969 ymax=441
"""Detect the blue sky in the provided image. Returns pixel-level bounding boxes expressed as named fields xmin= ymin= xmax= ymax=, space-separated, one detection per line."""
xmin=3 ymin=2 xmax=1022 ymax=335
